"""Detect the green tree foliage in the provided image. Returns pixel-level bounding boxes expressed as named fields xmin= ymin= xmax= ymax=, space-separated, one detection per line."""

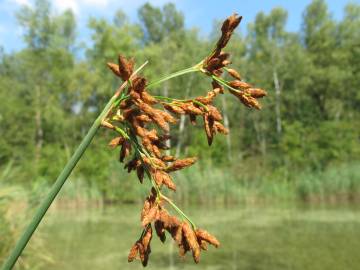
xmin=0 ymin=0 xmax=359 ymax=201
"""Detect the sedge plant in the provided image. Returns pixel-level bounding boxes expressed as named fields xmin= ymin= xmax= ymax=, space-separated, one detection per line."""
xmin=2 ymin=13 xmax=267 ymax=269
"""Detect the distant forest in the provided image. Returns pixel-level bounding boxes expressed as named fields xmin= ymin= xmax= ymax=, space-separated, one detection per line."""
xmin=0 ymin=0 xmax=359 ymax=202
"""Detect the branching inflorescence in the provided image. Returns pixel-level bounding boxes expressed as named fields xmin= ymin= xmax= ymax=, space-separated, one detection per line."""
xmin=102 ymin=14 xmax=267 ymax=266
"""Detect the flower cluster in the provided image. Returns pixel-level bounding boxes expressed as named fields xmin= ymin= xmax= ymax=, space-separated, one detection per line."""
xmin=203 ymin=14 xmax=267 ymax=110
xmin=102 ymin=13 xmax=267 ymax=267
xmin=127 ymin=188 xmax=220 ymax=265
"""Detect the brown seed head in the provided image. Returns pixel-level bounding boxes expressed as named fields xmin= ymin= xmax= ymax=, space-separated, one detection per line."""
xmin=204 ymin=114 xmax=215 ymax=146
xmin=199 ymin=239 xmax=208 ymax=251
xmin=182 ymin=222 xmax=201 ymax=263
xmin=227 ymin=68 xmax=241 ymax=80
xmin=141 ymin=91 xmax=158 ymax=105
xmin=132 ymin=76 xmax=147 ymax=92
xmin=154 ymin=220 xmax=166 ymax=243
xmin=208 ymin=105 xmax=223 ymax=121
xmin=163 ymin=103 xmax=186 ymax=115
xmin=214 ymin=121 xmax=229 ymax=134
xmin=181 ymin=103 xmax=203 ymax=115
xmin=162 ymin=155 xmax=176 ymax=162
xmin=195 ymin=229 xmax=220 ymax=248
xmin=119 ymin=140 xmax=131 ymax=162
xmin=246 ymin=88 xmax=267 ymax=98
xmin=166 ymin=157 xmax=197 ymax=172
xmin=107 ymin=62 xmax=121 ymax=77
xmin=136 ymin=166 xmax=144 ymax=183
xmin=142 ymin=225 xmax=153 ymax=251
xmin=189 ymin=114 xmax=197 ymax=125
xmin=118 ymin=55 xmax=134 ymax=81
xmin=108 ymin=136 xmax=124 ymax=148
xmin=136 ymin=114 xmax=152 ymax=123
xmin=159 ymin=210 xmax=181 ymax=228
xmin=212 ymin=80 xmax=224 ymax=94
xmin=141 ymin=205 xmax=158 ymax=227
xmin=228 ymin=80 xmax=252 ymax=89
xmin=128 ymin=243 xmax=139 ymax=262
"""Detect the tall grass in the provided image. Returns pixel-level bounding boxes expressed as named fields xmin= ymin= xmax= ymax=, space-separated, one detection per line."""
xmin=0 ymin=162 xmax=53 ymax=269
xmin=3 ymin=161 xmax=359 ymax=210
xmin=295 ymin=162 xmax=360 ymax=202
xmin=164 ymin=161 xmax=360 ymax=204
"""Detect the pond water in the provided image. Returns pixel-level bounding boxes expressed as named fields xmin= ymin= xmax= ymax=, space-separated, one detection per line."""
xmin=27 ymin=204 xmax=360 ymax=270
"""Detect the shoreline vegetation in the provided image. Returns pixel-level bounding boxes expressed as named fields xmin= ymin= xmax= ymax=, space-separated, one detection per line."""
xmin=1 ymin=161 xmax=359 ymax=268
xmin=1 ymin=0 xmax=359 ymax=211
xmin=4 ymin=161 xmax=359 ymax=209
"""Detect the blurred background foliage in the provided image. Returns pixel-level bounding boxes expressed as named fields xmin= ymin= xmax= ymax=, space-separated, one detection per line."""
xmin=0 ymin=0 xmax=359 ymax=268
xmin=0 ymin=0 xmax=359 ymax=212
xmin=0 ymin=0 xmax=359 ymax=204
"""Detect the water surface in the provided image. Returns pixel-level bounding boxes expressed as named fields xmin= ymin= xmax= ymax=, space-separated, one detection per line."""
xmin=28 ymin=204 xmax=360 ymax=270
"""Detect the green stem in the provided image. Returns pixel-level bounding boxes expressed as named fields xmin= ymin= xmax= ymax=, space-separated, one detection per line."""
xmin=113 ymin=94 xmax=130 ymax=108
xmin=147 ymin=66 xmax=199 ymax=88
xmin=161 ymin=194 xmax=197 ymax=230
xmin=211 ymin=75 xmax=241 ymax=93
xmin=153 ymin=96 xmax=187 ymax=102
xmin=192 ymin=100 xmax=208 ymax=111
xmin=1 ymin=61 xmax=148 ymax=270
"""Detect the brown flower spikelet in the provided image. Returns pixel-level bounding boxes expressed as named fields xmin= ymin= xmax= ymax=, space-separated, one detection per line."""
xmin=119 ymin=140 xmax=131 ymax=162
xmin=141 ymin=197 xmax=153 ymax=221
xmin=182 ymin=222 xmax=201 ymax=263
xmin=154 ymin=220 xmax=166 ymax=243
xmin=108 ymin=136 xmax=124 ymax=148
xmin=128 ymin=243 xmax=139 ymax=262
xmin=107 ymin=62 xmax=121 ymax=77
xmin=166 ymin=158 xmax=197 ymax=172
xmin=142 ymin=225 xmax=153 ymax=251
xmin=246 ymin=88 xmax=267 ymax=98
xmin=163 ymin=103 xmax=186 ymax=115
xmin=136 ymin=166 xmax=144 ymax=183
xmin=227 ymin=68 xmax=241 ymax=80
xmin=228 ymin=80 xmax=252 ymax=89
xmin=195 ymin=229 xmax=220 ymax=248
xmin=118 ymin=55 xmax=134 ymax=81
xmin=108 ymin=12 xmax=266 ymax=267
xmin=141 ymin=206 xmax=158 ymax=227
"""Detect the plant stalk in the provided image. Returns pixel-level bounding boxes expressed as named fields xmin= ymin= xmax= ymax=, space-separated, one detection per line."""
xmin=147 ymin=66 xmax=199 ymax=88
xmin=160 ymin=194 xmax=197 ymax=229
xmin=1 ymin=62 xmax=148 ymax=270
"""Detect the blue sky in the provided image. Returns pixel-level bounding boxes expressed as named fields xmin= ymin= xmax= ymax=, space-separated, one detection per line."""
xmin=0 ymin=0 xmax=355 ymax=53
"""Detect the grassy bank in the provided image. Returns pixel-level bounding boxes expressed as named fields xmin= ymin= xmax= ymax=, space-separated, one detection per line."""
xmin=0 ymin=164 xmax=53 ymax=269
xmin=30 ymin=161 xmax=360 ymax=206
xmin=2 ymin=161 xmax=359 ymax=210
xmin=1 ymin=161 xmax=359 ymax=268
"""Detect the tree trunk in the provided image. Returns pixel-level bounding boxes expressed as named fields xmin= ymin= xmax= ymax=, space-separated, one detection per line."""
xmin=273 ymin=69 xmax=282 ymax=135
xmin=35 ymin=85 xmax=43 ymax=166
xmin=253 ymin=119 xmax=266 ymax=158
xmin=175 ymin=74 xmax=194 ymax=157
xmin=221 ymin=95 xmax=232 ymax=161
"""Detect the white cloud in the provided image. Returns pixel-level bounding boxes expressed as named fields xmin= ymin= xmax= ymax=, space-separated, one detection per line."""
xmin=53 ymin=0 xmax=79 ymax=14
xmin=82 ymin=0 xmax=109 ymax=8
xmin=52 ymin=0 xmax=113 ymax=16
xmin=12 ymin=0 xmax=31 ymax=6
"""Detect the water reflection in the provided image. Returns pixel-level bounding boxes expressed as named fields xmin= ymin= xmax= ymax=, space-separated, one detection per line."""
xmin=30 ymin=204 xmax=360 ymax=270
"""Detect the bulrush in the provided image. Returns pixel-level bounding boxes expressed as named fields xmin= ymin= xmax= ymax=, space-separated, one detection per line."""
xmin=101 ymin=13 xmax=267 ymax=267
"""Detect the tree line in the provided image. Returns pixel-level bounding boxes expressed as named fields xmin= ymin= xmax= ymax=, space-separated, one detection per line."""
xmin=0 ymin=0 xmax=359 ymax=202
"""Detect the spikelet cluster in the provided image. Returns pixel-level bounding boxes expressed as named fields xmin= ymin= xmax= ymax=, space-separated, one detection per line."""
xmin=203 ymin=14 xmax=267 ymax=111
xmin=103 ymin=13 xmax=267 ymax=267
